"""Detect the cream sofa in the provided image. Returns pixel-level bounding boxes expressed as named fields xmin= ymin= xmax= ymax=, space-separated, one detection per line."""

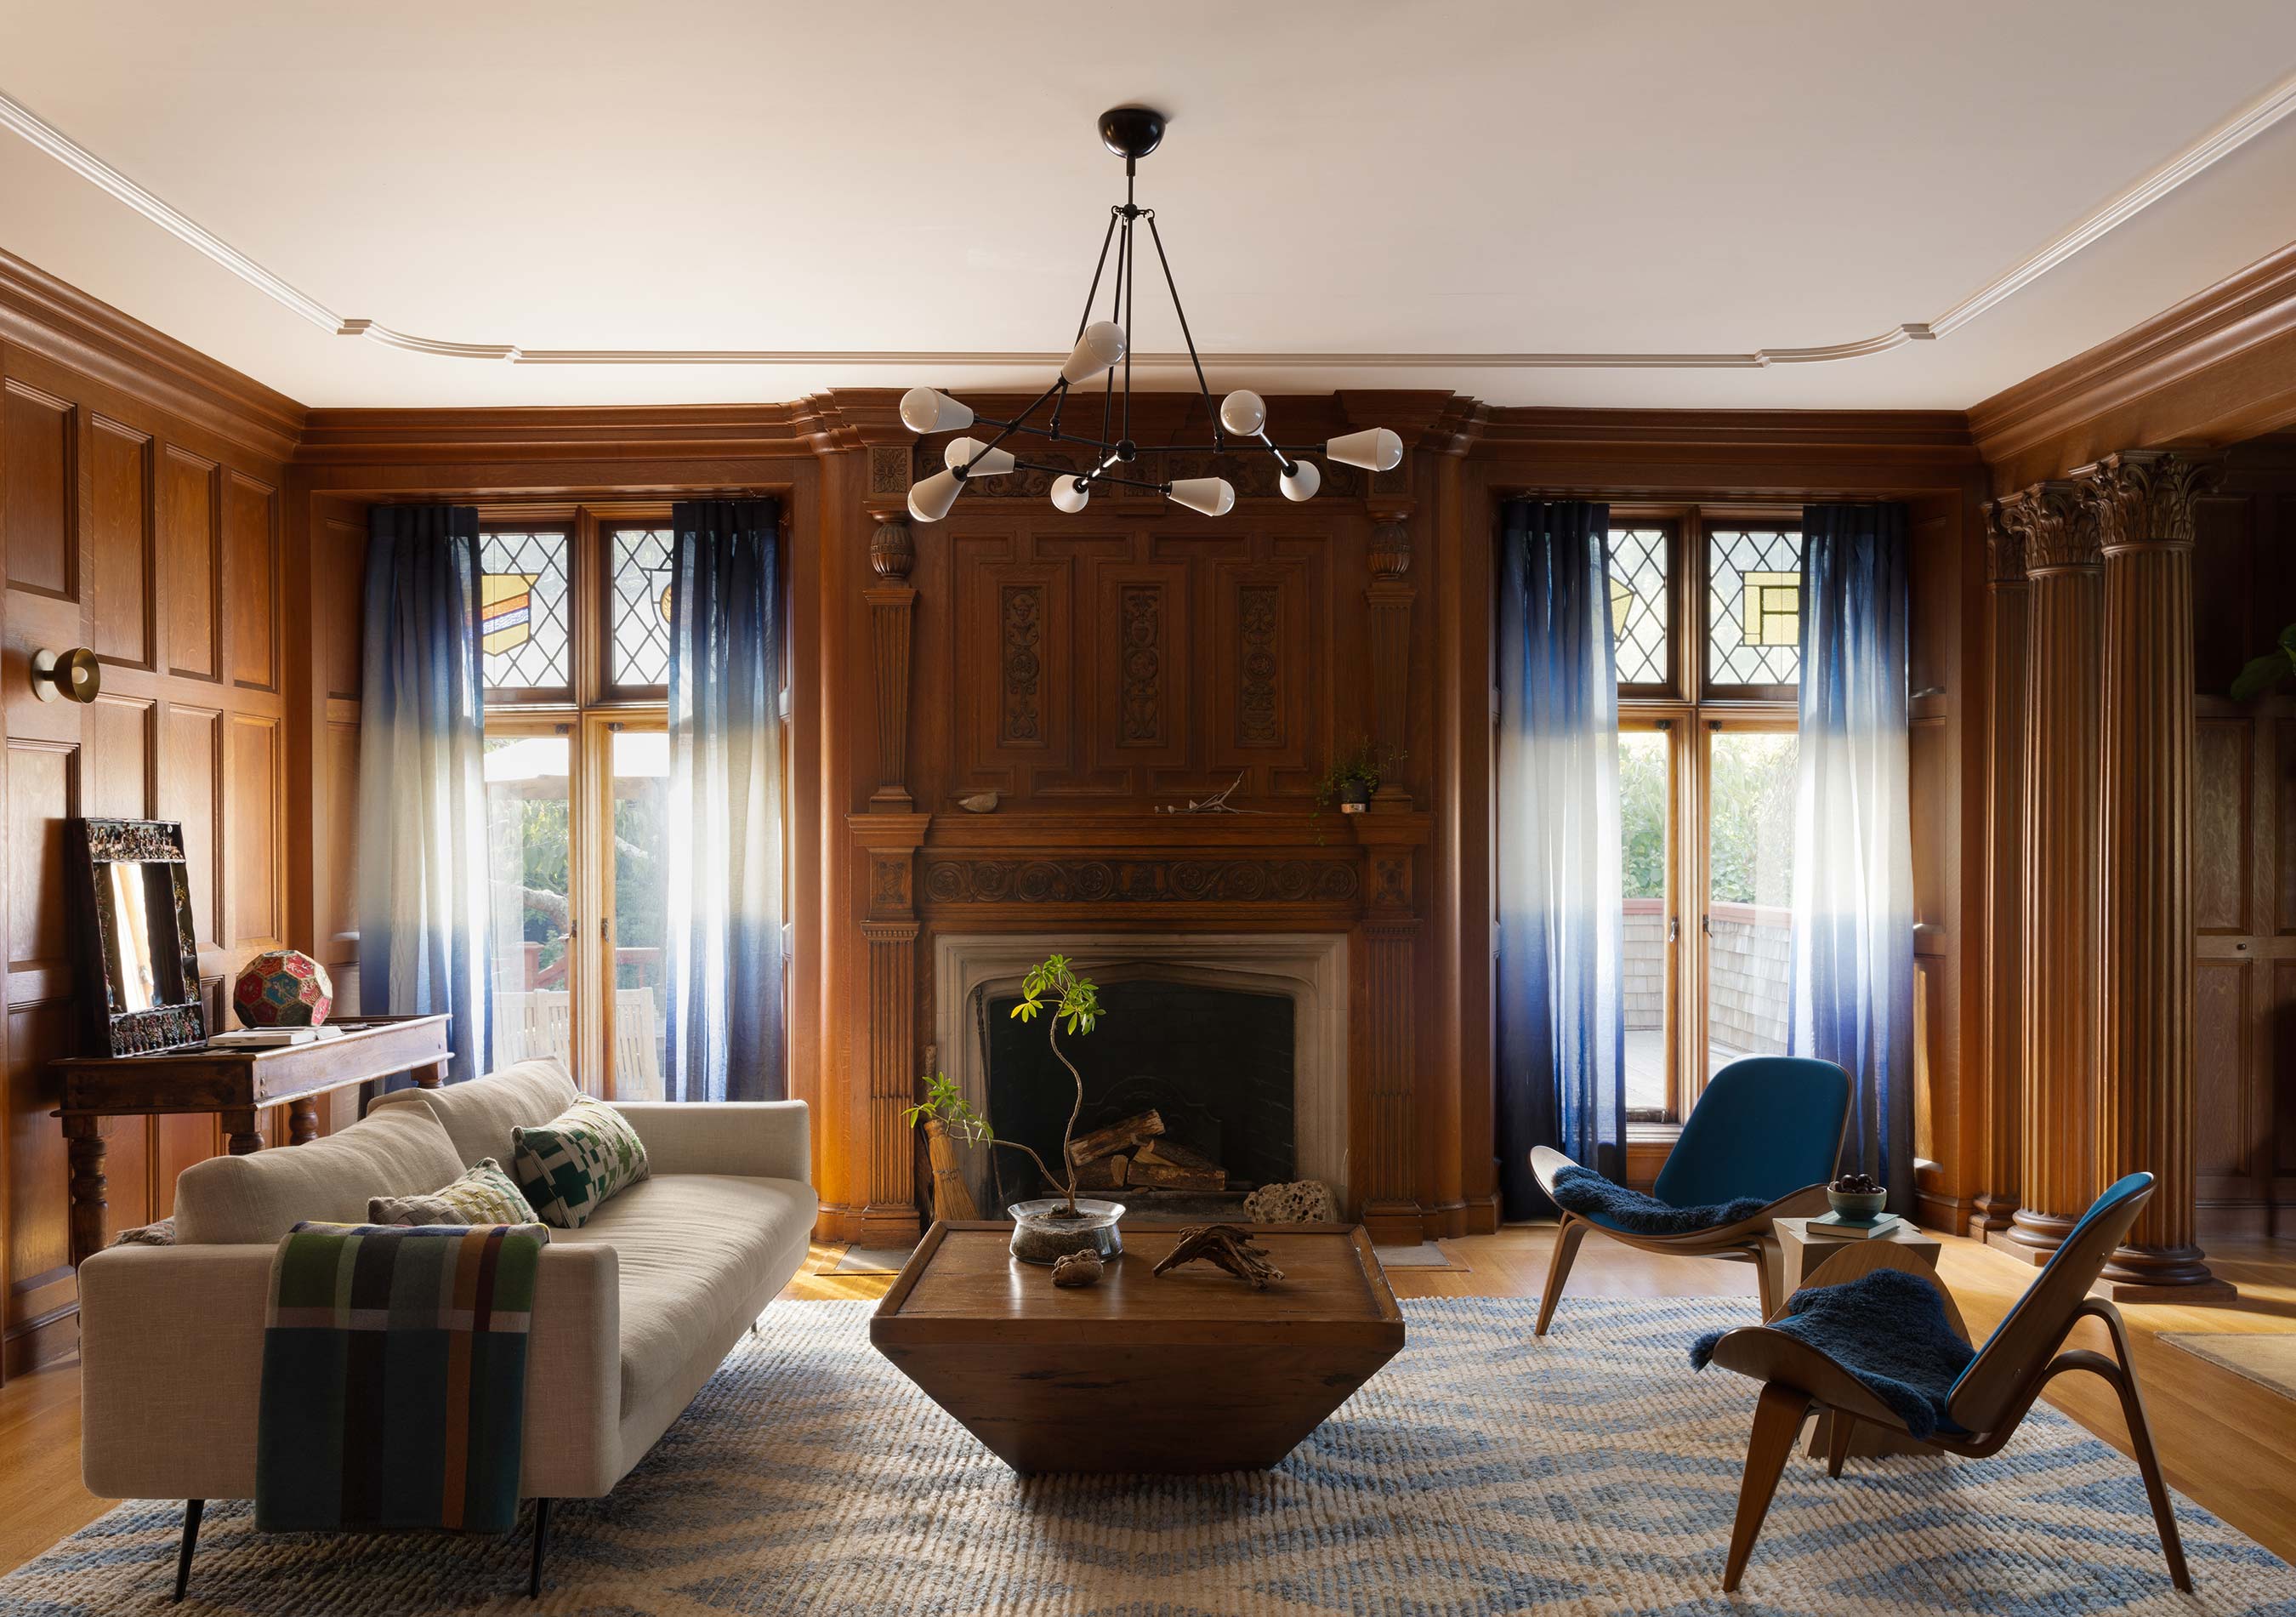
xmin=78 ymin=1059 xmax=816 ymax=1508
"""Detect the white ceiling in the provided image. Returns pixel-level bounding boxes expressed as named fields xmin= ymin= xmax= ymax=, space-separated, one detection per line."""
xmin=3 ymin=0 xmax=2295 ymax=412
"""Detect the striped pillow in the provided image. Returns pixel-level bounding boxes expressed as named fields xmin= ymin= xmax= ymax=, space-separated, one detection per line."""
xmin=510 ymin=1098 xmax=650 ymax=1228
xmin=369 ymin=1158 xmax=537 ymax=1227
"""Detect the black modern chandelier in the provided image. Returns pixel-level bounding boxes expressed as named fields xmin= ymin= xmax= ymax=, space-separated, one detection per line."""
xmin=901 ymin=105 xmax=1403 ymax=524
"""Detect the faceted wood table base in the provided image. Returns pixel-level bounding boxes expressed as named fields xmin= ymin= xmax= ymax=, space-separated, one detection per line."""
xmin=871 ymin=1221 xmax=1405 ymax=1474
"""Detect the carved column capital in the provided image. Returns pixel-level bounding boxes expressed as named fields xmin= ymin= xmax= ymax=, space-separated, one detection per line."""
xmin=1993 ymin=481 xmax=2096 ymax=574
xmin=2074 ymin=449 xmax=2218 ymax=554
xmin=870 ymin=518 xmax=915 ymax=582
xmin=1981 ymin=500 xmax=2026 ymax=585
xmin=1368 ymin=520 xmax=1412 ymax=582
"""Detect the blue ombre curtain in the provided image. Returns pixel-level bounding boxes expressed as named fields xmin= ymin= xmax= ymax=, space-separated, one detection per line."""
xmin=1790 ymin=503 xmax=1916 ymax=1207
xmin=356 ymin=504 xmax=491 ymax=1085
xmin=663 ymin=498 xmax=785 ymax=1102
xmin=1495 ymin=498 xmax=1627 ymax=1217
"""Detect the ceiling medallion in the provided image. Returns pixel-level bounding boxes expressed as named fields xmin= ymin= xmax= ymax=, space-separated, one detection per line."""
xmin=901 ymin=105 xmax=1402 ymax=523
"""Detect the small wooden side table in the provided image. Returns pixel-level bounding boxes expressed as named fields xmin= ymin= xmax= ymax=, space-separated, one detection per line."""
xmin=1773 ymin=1215 xmax=1946 ymax=1459
xmin=50 ymin=1013 xmax=452 ymax=1267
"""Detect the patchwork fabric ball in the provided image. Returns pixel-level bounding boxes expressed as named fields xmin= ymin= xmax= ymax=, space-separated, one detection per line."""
xmin=232 ymin=949 xmax=334 ymax=1028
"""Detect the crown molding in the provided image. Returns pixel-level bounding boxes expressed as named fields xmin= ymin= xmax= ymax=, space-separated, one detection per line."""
xmin=0 ymin=245 xmax=304 ymax=463
xmin=7 ymin=70 xmax=2295 ymax=382
xmin=1969 ymin=236 xmax=2296 ymax=480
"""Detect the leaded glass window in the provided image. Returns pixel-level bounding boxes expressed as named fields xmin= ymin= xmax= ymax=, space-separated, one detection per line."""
xmin=1606 ymin=527 xmax=1670 ymax=688
xmin=609 ymin=526 xmax=674 ymax=687
xmin=480 ymin=529 xmax=572 ymax=692
xmin=1707 ymin=528 xmax=1804 ymax=688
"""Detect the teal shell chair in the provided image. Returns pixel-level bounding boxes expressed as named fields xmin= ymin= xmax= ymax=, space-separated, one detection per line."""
xmin=1528 ymin=1056 xmax=1851 ymax=1335
xmin=1701 ymin=1172 xmax=2186 ymax=1594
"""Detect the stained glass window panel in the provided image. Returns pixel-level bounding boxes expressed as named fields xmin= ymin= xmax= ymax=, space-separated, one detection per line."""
xmin=480 ymin=530 xmax=571 ymax=691
xmin=610 ymin=527 xmax=674 ymax=687
xmin=1708 ymin=528 xmax=1804 ymax=686
xmin=1606 ymin=527 xmax=1670 ymax=687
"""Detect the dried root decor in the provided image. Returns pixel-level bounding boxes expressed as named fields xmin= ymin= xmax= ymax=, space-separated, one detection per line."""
xmin=1152 ymin=1224 xmax=1284 ymax=1289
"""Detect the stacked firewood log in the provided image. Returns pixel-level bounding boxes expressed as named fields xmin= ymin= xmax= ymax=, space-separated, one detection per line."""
xmin=1066 ymin=1109 xmax=1228 ymax=1193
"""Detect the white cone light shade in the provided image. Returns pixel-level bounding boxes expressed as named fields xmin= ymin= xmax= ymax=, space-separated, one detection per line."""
xmin=945 ymin=437 xmax=1014 ymax=476
xmin=900 ymin=386 xmax=974 ymax=435
xmin=907 ymin=469 xmax=963 ymax=523
xmin=1279 ymin=459 xmax=1321 ymax=502
xmin=1168 ymin=477 xmax=1236 ymax=517
xmin=1050 ymin=475 xmax=1091 ymax=514
xmin=1219 ymin=389 xmax=1267 ymax=436
xmin=1061 ymin=321 xmax=1128 ymax=384
xmin=1326 ymin=427 xmax=1404 ymax=472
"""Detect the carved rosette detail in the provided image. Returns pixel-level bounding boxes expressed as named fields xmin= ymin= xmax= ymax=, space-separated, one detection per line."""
xmin=1238 ymin=585 xmax=1281 ymax=746
xmin=1118 ymin=585 xmax=1162 ymax=744
xmin=867 ymin=443 xmax=910 ymax=498
xmin=921 ymin=858 xmax=1361 ymax=906
xmin=2076 ymin=449 xmax=2217 ymax=554
xmin=1000 ymin=585 xmax=1043 ymax=743
xmin=870 ymin=519 xmax=915 ymax=582
xmin=1992 ymin=481 xmax=2095 ymax=575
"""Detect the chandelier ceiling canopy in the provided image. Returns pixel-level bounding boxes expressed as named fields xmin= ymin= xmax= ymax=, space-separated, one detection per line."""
xmin=901 ymin=105 xmax=1402 ymax=525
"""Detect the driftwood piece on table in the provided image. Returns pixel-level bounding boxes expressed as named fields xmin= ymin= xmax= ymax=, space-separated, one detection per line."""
xmin=1050 ymin=1250 xmax=1104 ymax=1288
xmin=1151 ymin=1223 xmax=1284 ymax=1289
xmin=1066 ymin=1109 xmax=1165 ymax=1167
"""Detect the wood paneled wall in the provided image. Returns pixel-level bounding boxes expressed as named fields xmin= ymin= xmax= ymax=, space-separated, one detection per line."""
xmin=2190 ymin=436 xmax=2296 ymax=1233
xmin=0 ymin=258 xmax=329 ymax=1377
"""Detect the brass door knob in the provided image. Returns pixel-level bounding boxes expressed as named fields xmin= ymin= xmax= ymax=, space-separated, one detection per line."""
xmin=31 ymin=646 xmax=101 ymax=704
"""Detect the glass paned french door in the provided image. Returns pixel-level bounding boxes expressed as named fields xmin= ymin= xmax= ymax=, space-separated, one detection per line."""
xmin=1617 ymin=725 xmax=1676 ymax=1117
xmin=1702 ymin=725 xmax=1799 ymax=1085
xmin=605 ymin=725 xmax=670 ymax=1098
xmin=486 ymin=732 xmax=577 ymax=1072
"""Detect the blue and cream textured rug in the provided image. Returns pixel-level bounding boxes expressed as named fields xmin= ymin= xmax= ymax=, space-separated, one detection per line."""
xmin=5 ymin=1295 xmax=2293 ymax=1615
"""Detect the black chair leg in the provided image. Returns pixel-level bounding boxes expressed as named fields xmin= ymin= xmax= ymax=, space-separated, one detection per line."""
xmin=528 ymin=1498 xmax=552 ymax=1599
xmin=173 ymin=1499 xmax=203 ymax=1603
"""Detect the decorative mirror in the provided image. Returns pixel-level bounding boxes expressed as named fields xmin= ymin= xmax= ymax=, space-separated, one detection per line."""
xmin=67 ymin=818 xmax=207 ymax=1056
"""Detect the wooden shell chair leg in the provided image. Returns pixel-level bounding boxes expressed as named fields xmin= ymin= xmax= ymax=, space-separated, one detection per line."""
xmin=1824 ymin=1410 xmax=1855 ymax=1478
xmin=2089 ymin=1304 xmax=2191 ymax=1592
xmin=1725 ymin=1382 xmax=1812 ymax=1592
xmin=1535 ymin=1216 xmax=1591 ymax=1336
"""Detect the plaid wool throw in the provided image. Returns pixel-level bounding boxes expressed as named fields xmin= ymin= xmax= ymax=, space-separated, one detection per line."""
xmin=255 ymin=1221 xmax=547 ymax=1534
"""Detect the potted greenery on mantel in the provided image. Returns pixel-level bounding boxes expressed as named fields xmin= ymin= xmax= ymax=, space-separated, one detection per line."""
xmin=1314 ymin=737 xmax=1403 ymax=815
xmin=905 ymin=954 xmax=1125 ymax=1265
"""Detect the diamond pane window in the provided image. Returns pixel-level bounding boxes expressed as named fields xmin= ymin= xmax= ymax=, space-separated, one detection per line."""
xmin=480 ymin=530 xmax=571 ymax=691
xmin=610 ymin=527 xmax=674 ymax=687
xmin=1606 ymin=527 xmax=1670 ymax=687
xmin=1707 ymin=528 xmax=1804 ymax=687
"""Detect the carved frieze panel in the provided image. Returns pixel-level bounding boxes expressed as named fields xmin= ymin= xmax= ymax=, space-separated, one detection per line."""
xmin=1000 ymin=584 xmax=1045 ymax=745
xmin=1117 ymin=584 xmax=1163 ymax=744
xmin=922 ymin=857 xmax=1361 ymax=906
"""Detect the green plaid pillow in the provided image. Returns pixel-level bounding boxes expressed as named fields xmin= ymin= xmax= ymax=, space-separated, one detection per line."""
xmin=368 ymin=1158 xmax=537 ymax=1227
xmin=509 ymin=1098 xmax=650 ymax=1228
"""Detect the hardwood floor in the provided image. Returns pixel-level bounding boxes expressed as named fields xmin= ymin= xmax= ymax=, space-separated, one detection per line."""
xmin=3 ymin=1228 xmax=2291 ymax=1578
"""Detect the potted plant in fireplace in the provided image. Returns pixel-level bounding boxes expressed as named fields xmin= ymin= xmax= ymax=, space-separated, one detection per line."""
xmin=905 ymin=953 xmax=1125 ymax=1265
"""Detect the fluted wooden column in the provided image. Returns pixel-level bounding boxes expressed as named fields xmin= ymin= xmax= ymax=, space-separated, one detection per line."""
xmin=1367 ymin=515 xmax=1414 ymax=808
xmin=1997 ymin=483 xmax=2100 ymax=1261
xmin=1971 ymin=502 xmax=2028 ymax=1237
xmin=2083 ymin=450 xmax=2232 ymax=1299
xmin=866 ymin=516 xmax=918 ymax=809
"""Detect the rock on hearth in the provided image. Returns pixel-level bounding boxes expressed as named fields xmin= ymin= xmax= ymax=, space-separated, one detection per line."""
xmin=1244 ymin=1180 xmax=1336 ymax=1224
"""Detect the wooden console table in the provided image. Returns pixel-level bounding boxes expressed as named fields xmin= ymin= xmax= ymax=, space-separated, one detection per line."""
xmin=51 ymin=1013 xmax=452 ymax=1267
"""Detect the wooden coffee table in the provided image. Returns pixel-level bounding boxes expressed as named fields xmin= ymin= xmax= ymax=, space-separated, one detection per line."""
xmin=872 ymin=1220 xmax=1405 ymax=1473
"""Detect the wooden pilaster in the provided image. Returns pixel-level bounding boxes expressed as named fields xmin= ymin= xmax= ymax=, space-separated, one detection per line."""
xmin=2083 ymin=449 xmax=2233 ymax=1301
xmin=1367 ymin=515 xmax=1414 ymax=808
xmin=1996 ymin=481 xmax=2100 ymax=1261
xmin=866 ymin=508 xmax=918 ymax=810
xmin=1353 ymin=811 xmax=1430 ymax=1243
xmin=854 ymin=811 xmax=930 ymax=1246
xmin=1971 ymin=500 xmax=2027 ymax=1237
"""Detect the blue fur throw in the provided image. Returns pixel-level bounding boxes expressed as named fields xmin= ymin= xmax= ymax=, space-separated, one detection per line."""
xmin=1549 ymin=1164 xmax=1765 ymax=1234
xmin=1690 ymin=1266 xmax=1975 ymax=1438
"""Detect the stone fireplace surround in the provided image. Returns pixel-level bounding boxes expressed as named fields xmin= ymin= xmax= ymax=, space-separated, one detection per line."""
xmin=930 ymin=932 xmax=1350 ymax=1216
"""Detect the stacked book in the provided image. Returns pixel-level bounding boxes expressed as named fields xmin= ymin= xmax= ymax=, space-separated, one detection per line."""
xmin=1807 ymin=1210 xmax=1901 ymax=1241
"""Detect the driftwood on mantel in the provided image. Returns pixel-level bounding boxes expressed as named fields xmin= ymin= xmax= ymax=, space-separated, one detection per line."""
xmin=1151 ymin=1223 xmax=1285 ymax=1289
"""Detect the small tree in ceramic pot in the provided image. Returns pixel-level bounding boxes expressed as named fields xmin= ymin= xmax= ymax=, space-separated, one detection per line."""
xmin=906 ymin=954 xmax=1123 ymax=1263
